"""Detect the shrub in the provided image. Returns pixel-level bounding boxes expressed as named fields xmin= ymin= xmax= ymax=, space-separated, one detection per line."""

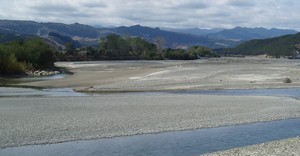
xmin=0 ymin=54 xmax=25 ymax=75
xmin=0 ymin=37 xmax=55 ymax=75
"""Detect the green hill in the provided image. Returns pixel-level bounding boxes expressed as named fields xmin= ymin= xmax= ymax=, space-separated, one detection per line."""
xmin=222 ymin=32 xmax=300 ymax=57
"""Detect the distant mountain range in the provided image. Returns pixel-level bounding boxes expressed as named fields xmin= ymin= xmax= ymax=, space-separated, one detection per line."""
xmin=161 ymin=27 xmax=222 ymax=36
xmin=103 ymin=25 xmax=232 ymax=48
xmin=206 ymin=26 xmax=298 ymax=41
xmin=0 ymin=20 xmax=298 ymax=49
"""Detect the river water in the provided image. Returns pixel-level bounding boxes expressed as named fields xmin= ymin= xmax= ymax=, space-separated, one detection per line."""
xmin=1 ymin=118 xmax=300 ymax=156
xmin=1 ymin=86 xmax=300 ymax=99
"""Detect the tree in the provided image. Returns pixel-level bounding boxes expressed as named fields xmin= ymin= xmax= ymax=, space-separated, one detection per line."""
xmin=99 ymin=34 xmax=161 ymax=59
xmin=65 ymin=42 xmax=75 ymax=55
xmin=163 ymin=48 xmax=196 ymax=60
xmin=188 ymin=46 xmax=217 ymax=58
xmin=0 ymin=37 xmax=55 ymax=75
xmin=100 ymin=34 xmax=121 ymax=57
xmin=0 ymin=53 xmax=24 ymax=75
xmin=154 ymin=37 xmax=165 ymax=55
xmin=23 ymin=38 xmax=55 ymax=69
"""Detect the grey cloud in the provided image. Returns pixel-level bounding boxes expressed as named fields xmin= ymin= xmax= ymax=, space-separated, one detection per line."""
xmin=27 ymin=2 xmax=95 ymax=19
xmin=171 ymin=1 xmax=209 ymax=10
xmin=0 ymin=0 xmax=299 ymax=30
xmin=81 ymin=2 xmax=107 ymax=9
xmin=29 ymin=5 xmax=76 ymax=13
xmin=227 ymin=1 xmax=255 ymax=7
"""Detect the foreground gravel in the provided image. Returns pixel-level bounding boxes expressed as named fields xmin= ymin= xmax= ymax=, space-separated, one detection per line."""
xmin=1 ymin=94 xmax=300 ymax=148
xmin=203 ymin=137 xmax=300 ymax=156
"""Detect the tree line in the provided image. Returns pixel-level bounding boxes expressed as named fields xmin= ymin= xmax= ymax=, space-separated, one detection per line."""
xmin=0 ymin=34 xmax=218 ymax=76
xmin=59 ymin=34 xmax=218 ymax=61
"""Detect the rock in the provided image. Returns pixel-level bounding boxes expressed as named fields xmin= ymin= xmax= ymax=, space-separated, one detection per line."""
xmin=26 ymin=70 xmax=60 ymax=77
xmin=283 ymin=78 xmax=292 ymax=83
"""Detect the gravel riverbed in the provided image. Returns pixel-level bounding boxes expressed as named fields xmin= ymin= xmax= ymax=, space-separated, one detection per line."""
xmin=2 ymin=58 xmax=300 ymax=154
xmin=203 ymin=137 xmax=300 ymax=156
xmin=1 ymin=94 xmax=300 ymax=148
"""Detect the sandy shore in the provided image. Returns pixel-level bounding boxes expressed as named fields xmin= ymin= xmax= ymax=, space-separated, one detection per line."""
xmin=1 ymin=94 xmax=300 ymax=148
xmin=203 ymin=137 xmax=300 ymax=156
xmin=16 ymin=58 xmax=300 ymax=91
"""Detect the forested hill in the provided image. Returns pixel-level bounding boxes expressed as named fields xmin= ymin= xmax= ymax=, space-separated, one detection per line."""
xmin=221 ymin=32 xmax=300 ymax=57
xmin=0 ymin=29 xmax=33 ymax=43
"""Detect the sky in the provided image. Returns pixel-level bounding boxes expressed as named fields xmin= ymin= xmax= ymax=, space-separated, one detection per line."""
xmin=0 ymin=0 xmax=299 ymax=30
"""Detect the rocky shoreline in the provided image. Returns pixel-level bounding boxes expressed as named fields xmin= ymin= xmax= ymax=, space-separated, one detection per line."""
xmin=25 ymin=70 xmax=60 ymax=77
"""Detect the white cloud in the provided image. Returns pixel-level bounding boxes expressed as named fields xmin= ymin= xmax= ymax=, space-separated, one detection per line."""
xmin=0 ymin=0 xmax=299 ymax=30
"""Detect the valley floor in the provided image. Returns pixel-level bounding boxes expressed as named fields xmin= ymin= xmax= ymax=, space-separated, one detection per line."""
xmin=2 ymin=57 xmax=300 ymax=155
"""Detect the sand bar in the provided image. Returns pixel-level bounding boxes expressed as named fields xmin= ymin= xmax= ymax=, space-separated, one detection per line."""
xmin=15 ymin=58 xmax=300 ymax=91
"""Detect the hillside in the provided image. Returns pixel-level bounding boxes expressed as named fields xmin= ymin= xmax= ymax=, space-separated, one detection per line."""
xmin=222 ymin=32 xmax=300 ymax=57
xmin=0 ymin=20 xmax=100 ymax=38
xmin=207 ymin=27 xmax=297 ymax=41
xmin=0 ymin=28 xmax=37 ymax=43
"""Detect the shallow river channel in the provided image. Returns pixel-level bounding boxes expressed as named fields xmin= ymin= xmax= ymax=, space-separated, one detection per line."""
xmin=0 ymin=87 xmax=300 ymax=156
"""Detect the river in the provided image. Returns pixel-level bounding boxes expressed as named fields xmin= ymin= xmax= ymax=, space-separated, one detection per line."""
xmin=0 ymin=86 xmax=300 ymax=155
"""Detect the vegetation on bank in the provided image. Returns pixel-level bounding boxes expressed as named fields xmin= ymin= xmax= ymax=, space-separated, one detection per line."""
xmin=0 ymin=38 xmax=55 ymax=75
xmin=0 ymin=34 xmax=218 ymax=76
xmin=57 ymin=34 xmax=218 ymax=61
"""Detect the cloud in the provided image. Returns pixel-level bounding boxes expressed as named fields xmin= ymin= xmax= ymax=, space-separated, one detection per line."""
xmin=227 ymin=0 xmax=255 ymax=7
xmin=169 ymin=1 xmax=209 ymax=9
xmin=0 ymin=0 xmax=299 ymax=30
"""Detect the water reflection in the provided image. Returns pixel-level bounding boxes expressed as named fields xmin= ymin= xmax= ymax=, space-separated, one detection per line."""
xmin=0 ymin=74 xmax=68 ymax=85
xmin=0 ymin=87 xmax=88 ymax=97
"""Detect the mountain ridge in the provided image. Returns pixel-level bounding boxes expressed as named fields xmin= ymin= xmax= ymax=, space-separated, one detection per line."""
xmin=0 ymin=20 xmax=297 ymax=49
xmin=206 ymin=26 xmax=298 ymax=40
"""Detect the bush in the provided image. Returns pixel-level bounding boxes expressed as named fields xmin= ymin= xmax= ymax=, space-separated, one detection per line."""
xmin=0 ymin=37 xmax=55 ymax=75
xmin=188 ymin=46 xmax=218 ymax=58
xmin=0 ymin=54 xmax=25 ymax=75
xmin=164 ymin=48 xmax=197 ymax=60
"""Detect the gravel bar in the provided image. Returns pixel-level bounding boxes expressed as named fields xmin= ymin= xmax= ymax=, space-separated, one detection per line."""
xmin=1 ymin=94 xmax=300 ymax=148
xmin=203 ymin=137 xmax=300 ymax=156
